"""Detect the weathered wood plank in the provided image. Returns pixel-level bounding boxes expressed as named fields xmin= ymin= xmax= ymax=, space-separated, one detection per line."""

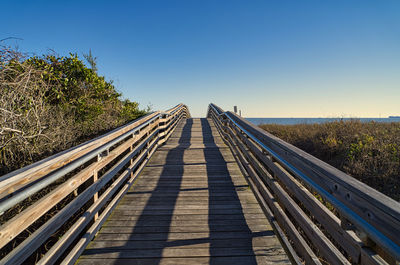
xmin=129 ymin=183 xmax=249 ymax=189
xmin=80 ymin=246 xmax=286 ymax=259
xmin=123 ymin=190 xmax=254 ymax=196
xmin=102 ymin=217 xmax=268 ymax=226
xmin=131 ymin=180 xmax=248 ymax=186
xmin=112 ymin=204 xmax=262 ymax=211
xmin=108 ymin=213 xmax=266 ymax=221
xmin=91 ymin=231 xmax=277 ymax=241
xmin=86 ymin=237 xmax=279 ymax=250
xmin=139 ymin=164 xmax=242 ymax=176
xmin=119 ymin=197 xmax=255 ymax=204
xmin=160 ymin=143 xmax=228 ymax=148
xmin=148 ymin=150 xmax=235 ymax=164
xmin=99 ymin=224 xmax=269 ymax=234
xmin=110 ymin=208 xmax=264 ymax=216
xmin=125 ymin=190 xmax=255 ymax=196
xmin=77 ymin=256 xmax=289 ymax=265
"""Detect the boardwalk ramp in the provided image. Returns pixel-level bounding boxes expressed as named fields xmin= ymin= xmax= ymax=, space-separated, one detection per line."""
xmin=77 ymin=118 xmax=290 ymax=264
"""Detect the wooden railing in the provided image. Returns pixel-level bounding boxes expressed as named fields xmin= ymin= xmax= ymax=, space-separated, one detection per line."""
xmin=0 ymin=104 xmax=190 ymax=265
xmin=207 ymin=103 xmax=400 ymax=265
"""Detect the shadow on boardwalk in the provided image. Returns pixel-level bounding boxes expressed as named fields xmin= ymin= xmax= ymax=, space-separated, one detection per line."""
xmin=79 ymin=118 xmax=280 ymax=264
xmin=201 ymin=118 xmax=258 ymax=265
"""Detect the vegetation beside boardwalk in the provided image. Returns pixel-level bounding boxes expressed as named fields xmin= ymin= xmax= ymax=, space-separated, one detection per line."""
xmin=259 ymin=120 xmax=400 ymax=201
xmin=0 ymin=46 xmax=147 ymax=176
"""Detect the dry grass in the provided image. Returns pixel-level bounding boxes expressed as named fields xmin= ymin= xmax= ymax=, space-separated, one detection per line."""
xmin=259 ymin=120 xmax=400 ymax=201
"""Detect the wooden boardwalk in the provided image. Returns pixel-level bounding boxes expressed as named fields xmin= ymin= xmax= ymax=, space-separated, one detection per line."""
xmin=77 ymin=118 xmax=290 ymax=265
xmin=3 ymin=104 xmax=398 ymax=264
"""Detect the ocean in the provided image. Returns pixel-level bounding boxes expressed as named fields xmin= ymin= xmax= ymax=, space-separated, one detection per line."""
xmin=245 ymin=117 xmax=400 ymax=125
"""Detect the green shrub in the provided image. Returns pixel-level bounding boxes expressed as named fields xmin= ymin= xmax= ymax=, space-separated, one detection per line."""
xmin=0 ymin=46 xmax=147 ymax=175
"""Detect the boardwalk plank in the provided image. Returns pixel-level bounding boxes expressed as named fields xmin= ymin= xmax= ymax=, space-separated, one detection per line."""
xmin=107 ymin=213 xmax=266 ymax=221
xmin=99 ymin=224 xmax=270 ymax=233
xmin=110 ymin=208 xmax=264 ymax=216
xmin=77 ymin=256 xmax=288 ymax=265
xmin=102 ymin=218 xmax=269 ymax=227
xmin=86 ymin=237 xmax=280 ymax=250
xmin=92 ymin=231 xmax=277 ymax=241
xmin=80 ymin=246 xmax=286 ymax=259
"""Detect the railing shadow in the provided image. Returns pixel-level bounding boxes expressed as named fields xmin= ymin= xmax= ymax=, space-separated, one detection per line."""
xmin=124 ymin=118 xmax=193 ymax=264
xmin=82 ymin=119 xmax=192 ymax=263
xmin=201 ymin=118 xmax=258 ymax=265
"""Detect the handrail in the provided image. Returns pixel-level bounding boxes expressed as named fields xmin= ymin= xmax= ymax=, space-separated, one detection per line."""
xmin=0 ymin=113 xmax=161 ymax=215
xmin=208 ymin=103 xmax=400 ymax=265
xmin=0 ymin=103 xmax=189 ymax=265
xmin=0 ymin=112 xmax=159 ymax=203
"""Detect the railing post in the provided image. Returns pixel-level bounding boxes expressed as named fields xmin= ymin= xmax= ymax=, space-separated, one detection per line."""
xmin=93 ymin=149 xmax=108 ymax=221
xmin=130 ymin=134 xmax=135 ymax=177
xmin=93 ymin=155 xmax=100 ymax=221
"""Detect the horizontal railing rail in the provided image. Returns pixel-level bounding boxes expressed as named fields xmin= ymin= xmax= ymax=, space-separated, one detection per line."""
xmin=208 ymin=103 xmax=400 ymax=265
xmin=0 ymin=103 xmax=190 ymax=265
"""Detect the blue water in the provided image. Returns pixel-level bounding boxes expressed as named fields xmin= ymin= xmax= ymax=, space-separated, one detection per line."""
xmin=246 ymin=117 xmax=400 ymax=125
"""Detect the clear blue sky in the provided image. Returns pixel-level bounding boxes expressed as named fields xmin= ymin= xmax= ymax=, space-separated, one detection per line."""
xmin=2 ymin=0 xmax=400 ymax=117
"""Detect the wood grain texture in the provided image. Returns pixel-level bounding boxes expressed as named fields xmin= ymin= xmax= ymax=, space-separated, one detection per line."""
xmin=77 ymin=118 xmax=289 ymax=265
